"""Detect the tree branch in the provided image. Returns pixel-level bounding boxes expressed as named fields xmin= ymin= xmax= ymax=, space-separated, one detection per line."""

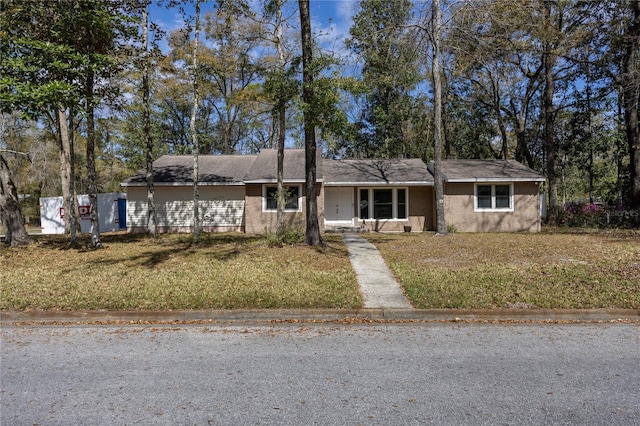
xmin=0 ymin=149 xmax=31 ymax=162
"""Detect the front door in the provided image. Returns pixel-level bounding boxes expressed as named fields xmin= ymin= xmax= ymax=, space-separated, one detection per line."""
xmin=325 ymin=187 xmax=354 ymax=225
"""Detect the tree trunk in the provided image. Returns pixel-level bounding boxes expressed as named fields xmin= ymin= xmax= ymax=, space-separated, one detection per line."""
xmin=56 ymin=107 xmax=77 ymax=245
xmin=191 ymin=0 xmax=201 ymax=241
xmin=57 ymin=110 xmax=71 ymax=235
xmin=508 ymin=62 xmax=543 ymax=169
xmin=617 ymin=91 xmax=626 ymax=203
xmin=543 ymin=2 xmax=558 ymax=227
xmin=514 ymin=117 xmax=535 ymax=168
xmin=275 ymin=3 xmax=286 ymax=232
xmin=85 ymin=72 xmax=102 ymax=248
xmin=442 ymin=72 xmax=451 ymax=159
xmin=142 ymin=3 xmax=156 ymax=235
xmin=497 ymin=113 xmax=508 ymax=159
xmin=622 ymin=0 xmax=640 ymax=221
xmin=432 ymin=0 xmax=447 ymax=235
xmin=491 ymin=76 xmax=509 ymax=159
xmin=0 ymin=154 xmax=30 ymax=246
xmin=586 ymin=56 xmax=594 ymax=204
xmin=298 ymin=0 xmax=323 ymax=246
xmin=276 ymin=105 xmax=286 ymax=232
xmin=69 ymin=108 xmax=81 ymax=235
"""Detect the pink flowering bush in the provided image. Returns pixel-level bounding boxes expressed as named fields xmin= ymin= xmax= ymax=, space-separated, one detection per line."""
xmin=560 ymin=201 xmax=638 ymax=228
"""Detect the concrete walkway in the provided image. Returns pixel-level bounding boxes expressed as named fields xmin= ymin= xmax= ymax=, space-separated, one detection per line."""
xmin=342 ymin=234 xmax=413 ymax=309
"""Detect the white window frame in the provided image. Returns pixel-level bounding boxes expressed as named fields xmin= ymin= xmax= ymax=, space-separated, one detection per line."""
xmin=358 ymin=187 xmax=409 ymax=221
xmin=262 ymin=184 xmax=302 ymax=213
xmin=474 ymin=183 xmax=514 ymax=212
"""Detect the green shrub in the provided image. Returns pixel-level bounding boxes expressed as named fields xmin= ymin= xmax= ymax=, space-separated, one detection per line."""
xmin=264 ymin=224 xmax=305 ymax=247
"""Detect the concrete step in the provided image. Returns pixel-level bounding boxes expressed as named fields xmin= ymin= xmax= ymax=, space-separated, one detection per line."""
xmin=325 ymin=226 xmax=370 ymax=233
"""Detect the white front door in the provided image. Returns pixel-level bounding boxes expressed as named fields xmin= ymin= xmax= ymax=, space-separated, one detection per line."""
xmin=325 ymin=187 xmax=354 ymax=224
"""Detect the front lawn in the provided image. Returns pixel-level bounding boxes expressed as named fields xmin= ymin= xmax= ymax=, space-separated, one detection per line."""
xmin=370 ymin=230 xmax=640 ymax=309
xmin=2 ymin=230 xmax=639 ymax=312
xmin=0 ymin=233 xmax=361 ymax=311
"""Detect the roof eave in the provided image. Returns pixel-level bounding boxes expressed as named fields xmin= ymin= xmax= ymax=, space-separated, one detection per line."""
xmin=325 ymin=181 xmax=434 ymax=187
xmin=121 ymin=181 xmax=245 ymax=187
xmin=243 ymin=179 xmax=321 ymax=184
xmin=445 ymin=177 xmax=546 ymax=183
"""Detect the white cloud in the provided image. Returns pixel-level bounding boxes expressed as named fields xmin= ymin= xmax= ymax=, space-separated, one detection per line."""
xmin=310 ymin=1 xmax=359 ymax=63
xmin=335 ymin=0 xmax=358 ymax=23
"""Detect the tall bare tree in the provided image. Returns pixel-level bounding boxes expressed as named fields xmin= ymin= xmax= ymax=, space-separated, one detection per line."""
xmin=191 ymin=0 xmax=202 ymax=241
xmin=85 ymin=69 xmax=103 ymax=248
xmin=141 ymin=1 xmax=156 ymax=235
xmin=298 ymin=0 xmax=323 ymax=246
xmin=253 ymin=0 xmax=299 ymax=231
xmin=449 ymin=0 xmax=543 ymax=167
xmin=71 ymin=0 xmax=137 ymax=249
xmin=54 ymin=108 xmax=78 ymax=244
xmin=621 ymin=0 xmax=640 ymax=218
xmin=76 ymin=0 xmax=138 ymax=248
xmin=432 ymin=0 xmax=447 ymax=234
xmin=542 ymin=0 xmax=559 ymax=226
xmin=268 ymin=0 xmax=289 ymax=232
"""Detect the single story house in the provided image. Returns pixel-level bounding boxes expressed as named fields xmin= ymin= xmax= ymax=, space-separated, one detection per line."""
xmin=121 ymin=149 xmax=545 ymax=233
xmin=430 ymin=160 xmax=546 ymax=232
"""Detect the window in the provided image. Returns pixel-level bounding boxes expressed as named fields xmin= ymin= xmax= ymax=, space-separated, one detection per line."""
xmin=264 ymin=185 xmax=301 ymax=212
xmin=495 ymin=185 xmax=510 ymax=208
xmin=475 ymin=184 xmax=513 ymax=211
xmin=359 ymin=188 xmax=408 ymax=220
xmin=397 ymin=188 xmax=407 ymax=219
xmin=373 ymin=189 xmax=393 ymax=219
xmin=476 ymin=185 xmax=492 ymax=209
xmin=359 ymin=189 xmax=369 ymax=219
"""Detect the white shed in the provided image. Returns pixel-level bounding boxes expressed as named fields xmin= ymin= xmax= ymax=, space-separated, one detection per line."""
xmin=40 ymin=192 xmax=127 ymax=234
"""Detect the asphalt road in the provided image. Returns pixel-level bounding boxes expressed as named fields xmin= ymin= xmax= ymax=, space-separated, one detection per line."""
xmin=1 ymin=322 xmax=639 ymax=425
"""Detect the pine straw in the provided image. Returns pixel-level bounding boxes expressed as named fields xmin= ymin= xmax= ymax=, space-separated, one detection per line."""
xmin=0 ymin=233 xmax=361 ymax=311
xmin=370 ymin=229 xmax=640 ymax=309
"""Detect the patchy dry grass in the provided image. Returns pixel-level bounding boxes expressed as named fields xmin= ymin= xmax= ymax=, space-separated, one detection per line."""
xmin=3 ymin=229 xmax=639 ymax=312
xmin=370 ymin=229 xmax=640 ymax=309
xmin=0 ymin=233 xmax=361 ymax=311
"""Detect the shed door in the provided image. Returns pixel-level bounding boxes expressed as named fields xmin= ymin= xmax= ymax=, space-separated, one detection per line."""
xmin=117 ymin=198 xmax=127 ymax=229
xmin=325 ymin=187 xmax=353 ymax=224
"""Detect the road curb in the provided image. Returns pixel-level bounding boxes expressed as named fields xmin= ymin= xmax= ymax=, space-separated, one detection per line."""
xmin=1 ymin=308 xmax=638 ymax=325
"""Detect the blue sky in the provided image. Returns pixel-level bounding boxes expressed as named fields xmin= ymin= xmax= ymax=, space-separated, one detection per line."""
xmin=148 ymin=1 xmax=360 ymax=55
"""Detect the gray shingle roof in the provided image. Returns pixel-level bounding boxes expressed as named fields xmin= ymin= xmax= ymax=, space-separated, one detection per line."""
xmin=244 ymin=149 xmax=321 ymax=182
xmin=122 ymin=155 xmax=257 ymax=186
xmin=324 ymin=158 xmax=433 ymax=185
xmin=429 ymin=160 xmax=545 ymax=182
xmin=122 ymin=153 xmax=544 ymax=187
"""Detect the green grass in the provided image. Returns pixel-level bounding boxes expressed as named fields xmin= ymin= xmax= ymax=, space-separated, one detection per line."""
xmin=370 ymin=230 xmax=640 ymax=309
xmin=2 ymin=229 xmax=639 ymax=311
xmin=0 ymin=233 xmax=361 ymax=311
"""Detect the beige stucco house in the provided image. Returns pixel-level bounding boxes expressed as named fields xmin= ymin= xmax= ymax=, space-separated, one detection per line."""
xmin=122 ymin=149 xmax=545 ymax=233
xmin=432 ymin=160 xmax=546 ymax=232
